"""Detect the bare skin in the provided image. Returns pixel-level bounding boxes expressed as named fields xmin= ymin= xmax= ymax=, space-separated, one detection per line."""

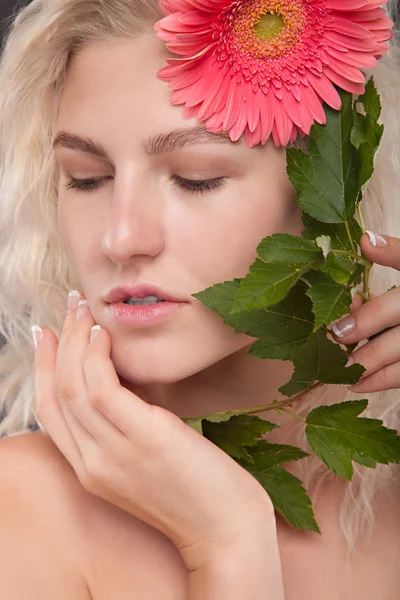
xmin=1 ymin=429 xmax=400 ymax=599
xmin=4 ymin=27 xmax=400 ymax=600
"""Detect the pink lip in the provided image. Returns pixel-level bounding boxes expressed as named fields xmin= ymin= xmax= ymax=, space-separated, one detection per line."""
xmin=105 ymin=283 xmax=187 ymax=304
xmin=107 ymin=300 xmax=187 ymax=327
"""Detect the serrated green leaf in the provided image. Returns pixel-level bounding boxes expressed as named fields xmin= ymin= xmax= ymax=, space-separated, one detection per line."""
xmin=182 ymin=412 xmax=233 ymax=435
xmin=301 ymin=213 xmax=363 ymax=252
xmin=279 ymin=330 xmax=365 ymax=397
xmin=245 ymin=281 xmax=315 ymax=360
xmin=236 ymin=441 xmax=319 ymax=532
xmin=201 ymin=414 xmax=278 ymax=464
xmin=257 ymin=233 xmax=324 ymax=264
xmin=192 ymin=278 xmax=243 ymax=320
xmin=306 ymin=400 xmax=400 ymax=479
xmin=232 ymin=260 xmax=316 ymax=314
xmin=286 ymin=90 xmax=359 ymax=224
xmin=324 ymin=253 xmax=354 ymax=284
xmin=193 ymin=278 xmax=315 ymax=360
xmin=304 ymin=270 xmax=352 ymax=331
xmin=358 ymin=77 xmax=381 ymax=122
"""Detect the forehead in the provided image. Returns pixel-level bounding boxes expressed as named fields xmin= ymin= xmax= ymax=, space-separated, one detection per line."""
xmin=56 ymin=34 xmax=201 ymax=150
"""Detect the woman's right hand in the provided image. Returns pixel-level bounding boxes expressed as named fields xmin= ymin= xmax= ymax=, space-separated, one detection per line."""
xmin=33 ymin=292 xmax=285 ymax=594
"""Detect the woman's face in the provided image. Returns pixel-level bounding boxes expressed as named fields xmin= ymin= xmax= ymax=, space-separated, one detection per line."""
xmin=55 ymin=34 xmax=303 ymax=386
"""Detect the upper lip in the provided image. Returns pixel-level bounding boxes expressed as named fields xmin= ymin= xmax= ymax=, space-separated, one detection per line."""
xmin=105 ymin=283 xmax=188 ymax=304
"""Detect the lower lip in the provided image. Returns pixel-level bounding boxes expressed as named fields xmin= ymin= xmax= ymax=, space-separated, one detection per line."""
xmin=108 ymin=301 xmax=187 ymax=327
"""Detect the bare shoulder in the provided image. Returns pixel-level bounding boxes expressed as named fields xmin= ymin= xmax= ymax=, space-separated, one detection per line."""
xmin=0 ymin=430 xmax=188 ymax=599
xmin=0 ymin=430 xmax=91 ymax=599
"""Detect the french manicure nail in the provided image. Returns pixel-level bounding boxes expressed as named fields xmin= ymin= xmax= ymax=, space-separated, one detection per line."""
xmin=68 ymin=290 xmax=81 ymax=314
xmin=366 ymin=230 xmax=387 ymax=248
xmin=346 ymin=356 xmax=354 ymax=367
xmin=76 ymin=300 xmax=90 ymax=320
xmin=90 ymin=325 xmax=102 ymax=342
xmin=31 ymin=325 xmax=43 ymax=349
xmin=331 ymin=315 xmax=356 ymax=338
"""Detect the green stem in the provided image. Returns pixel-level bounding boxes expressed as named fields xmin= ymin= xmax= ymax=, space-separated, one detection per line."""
xmin=279 ymin=407 xmax=307 ymax=424
xmin=344 ymin=219 xmax=356 ymax=254
xmin=357 ymin=203 xmax=366 ymax=233
xmin=330 ymin=249 xmax=361 ymax=261
xmin=180 ymin=381 xmax=324 ymax=421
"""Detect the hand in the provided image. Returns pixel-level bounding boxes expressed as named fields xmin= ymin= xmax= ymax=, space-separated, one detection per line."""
xmin=330 ymin=231 xmax=400 ymax=393
xmin=32 ymin=293 xmax=276 ymax=570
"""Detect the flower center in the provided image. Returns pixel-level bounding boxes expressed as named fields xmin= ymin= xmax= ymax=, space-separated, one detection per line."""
xmin=254 ymin=12 xmax=283 ymax=41
xmin=229 ymin=0 xmax=305 ymax=60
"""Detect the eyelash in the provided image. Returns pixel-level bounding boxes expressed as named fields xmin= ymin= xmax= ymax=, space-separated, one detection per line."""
xmin=64 ymin=175 xmax=226 ymax=194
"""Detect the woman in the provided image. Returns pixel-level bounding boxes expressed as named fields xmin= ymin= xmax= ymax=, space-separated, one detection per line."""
xmin=0 ymin=0 xmax=400 ymax=597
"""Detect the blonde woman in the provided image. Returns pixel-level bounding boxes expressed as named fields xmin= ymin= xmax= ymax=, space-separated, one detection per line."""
xmin=0 ymin=0 xmax=400 ymax=598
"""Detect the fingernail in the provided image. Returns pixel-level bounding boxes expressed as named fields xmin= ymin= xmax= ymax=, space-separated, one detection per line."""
xmin=76 ymin=300 xmax=90 ymax=320
xmin=68 ymin=290 xmax=81 ymax=314
xmin=331 ymin=315 xmax=356 ymax=338
xmin=366 ymin=231 xmax=387 ymax=248
xmin=31 ymin=325 xmax=43 ymax=349
xmin=90 ymin=325 xmax=102 ymax=342
xmin=346 ymin=356 xmax=354 ymax=367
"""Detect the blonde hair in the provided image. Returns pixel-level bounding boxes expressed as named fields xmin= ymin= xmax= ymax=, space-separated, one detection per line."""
xmin=0 ymin=0 xmax=399 ymax=558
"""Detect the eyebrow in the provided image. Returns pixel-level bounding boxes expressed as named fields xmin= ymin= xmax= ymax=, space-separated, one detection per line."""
xmin=52 ymin=127 xmax=236 ymax=159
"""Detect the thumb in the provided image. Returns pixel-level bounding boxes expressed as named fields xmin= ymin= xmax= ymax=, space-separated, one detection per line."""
xmin=360 ymin=231 xmax=400 ymax=270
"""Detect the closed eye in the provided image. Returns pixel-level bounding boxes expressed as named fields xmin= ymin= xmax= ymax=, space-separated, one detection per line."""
xmin=64 ymin=175 xmax=226 ymax=194
xmin=172 ymin=175 xmax=226 ymax=194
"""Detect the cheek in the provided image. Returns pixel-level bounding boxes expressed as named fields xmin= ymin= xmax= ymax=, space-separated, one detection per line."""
xmin=181 ymin=182 xmax=301 ymax=281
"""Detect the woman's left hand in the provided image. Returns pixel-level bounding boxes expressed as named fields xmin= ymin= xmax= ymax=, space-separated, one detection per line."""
xmin=330 ymin=231 xmax=400 ymax=393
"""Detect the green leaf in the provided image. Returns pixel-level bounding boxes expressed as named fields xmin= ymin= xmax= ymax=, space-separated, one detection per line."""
xmin=303 ymin=270 xmax=352 ymax=331
xmin=279 ymin=330 xmax=365 ymax=397
xmin=201 ymin=414 xmax=278 ymax=464
xmin=286 ymin=90 xmax=359 ymax=224
xmin=306 ymin=400 xmax=400 ymax=479
xmin=352 ymin=78 xmax=384 ymax=192
xmin=324 ymin=253 xmax=355 ymax=285
xmin=182 ymin=412 xmax=234 ymax=435
xmin=193 ymin=279 xmax=315 ymax=360
xmin=257 ymin=233 xmax=324 ymax=264
xmin=245 ymin=281 xmax=315 ymax=360
xmin=231 ymin=260 xmax=313 ymax=313
xmin=358 ymin=77 xmax=381 ymax=122
xmin=301 ymin=213 xmax=363 ymax=253
xmin=192 ymin=278 xmax=243 ymax=320
xmin=236 ymin=441 xmax=319 ymax=533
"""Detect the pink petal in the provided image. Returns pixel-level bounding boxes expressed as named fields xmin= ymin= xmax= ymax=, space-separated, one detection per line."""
xmin=323 ymin=66 xmax=366 ymax=95
xmin=306 ymin=72 xmax=342 ymax=110
xmin=325 ymin=46 xmax=378 ymax=68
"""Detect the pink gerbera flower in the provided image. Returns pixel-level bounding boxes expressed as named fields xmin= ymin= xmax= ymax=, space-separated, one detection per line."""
xmin=154 ymin=0 xmax=393 ymax=147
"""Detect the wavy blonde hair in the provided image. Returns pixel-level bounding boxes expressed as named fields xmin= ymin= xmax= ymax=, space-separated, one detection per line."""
xmin=0 ymin=0 xmax=399 ymax=559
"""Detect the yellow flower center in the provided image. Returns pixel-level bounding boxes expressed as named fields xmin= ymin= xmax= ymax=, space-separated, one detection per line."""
xmin=231 ymin=0 xmax=305 ymax=60
xmin=254 ymin=12 xmax=283 ymax=41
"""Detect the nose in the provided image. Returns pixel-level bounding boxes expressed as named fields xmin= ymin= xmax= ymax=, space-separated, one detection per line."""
xmin=101 ymin=171 xmax=164 ymax=264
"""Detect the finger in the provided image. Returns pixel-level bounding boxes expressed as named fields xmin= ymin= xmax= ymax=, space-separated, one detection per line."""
xmin=347 ymin=324 xmax=400 ymax=383
xmin=347 ymin=359 xmax=400 ymax=393
xmin=360 ymin=231 xmax=400 ymax=270
xmin=330 ymin=286 xmax=400 ymax=344
xmin=55 ymin=298 xmax=123 ymax=445
xmin=83 ymin=325 xmax=153 ymax=439
xmin=33 ymin=324 xmax=83 ymax=469
xmin=350 ymin=293 xmax=364 ymax=313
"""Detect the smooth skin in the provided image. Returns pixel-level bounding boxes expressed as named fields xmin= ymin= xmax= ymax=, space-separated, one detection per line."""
xmin=29 ymin=32 xmax=400 ymax=599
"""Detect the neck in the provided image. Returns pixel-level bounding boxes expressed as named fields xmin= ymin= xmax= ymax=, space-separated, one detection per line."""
xmin=121 ymin=346 xmax=300 ymax=446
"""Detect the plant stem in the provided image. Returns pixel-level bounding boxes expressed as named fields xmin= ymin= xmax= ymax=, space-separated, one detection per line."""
xmin=357 ymin=203 xmax=366 ymax=232
xmin=329 ymin=249 xmax=361 ymax=261
xmin=279 ymin=407 xmax=307 ymax=423
xmin=344 ymin=219 xmax=356 ymax=254
xmin=181 ymin=381 xmax=324 ymax=422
